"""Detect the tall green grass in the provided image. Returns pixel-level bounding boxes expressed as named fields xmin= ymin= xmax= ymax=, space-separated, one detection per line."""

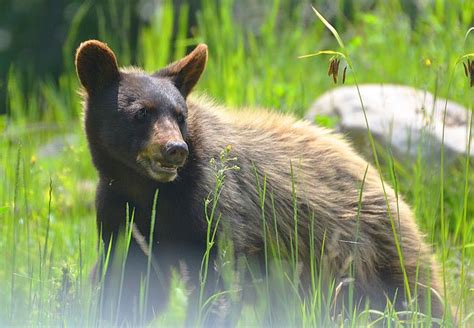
xmin=1 ymin=0 xmax=473 ymax=326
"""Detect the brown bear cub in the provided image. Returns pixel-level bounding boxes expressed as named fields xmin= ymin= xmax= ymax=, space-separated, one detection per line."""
xmin=76 ymin=40 xmax=445 ymax=325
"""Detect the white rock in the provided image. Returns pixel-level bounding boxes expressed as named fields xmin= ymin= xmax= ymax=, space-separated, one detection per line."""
xmin=306 ymin=84 xmax=473 ymax=162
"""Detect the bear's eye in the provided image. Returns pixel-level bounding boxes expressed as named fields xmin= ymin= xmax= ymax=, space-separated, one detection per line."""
xmin=134 ymin=108 xmax=148 ymax=122
xmin=177 ymin=112 xmax=186 ymax=124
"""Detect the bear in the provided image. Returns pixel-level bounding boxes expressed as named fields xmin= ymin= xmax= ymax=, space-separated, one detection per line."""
xmin=75 ymin=40 xmax=446 ymax=326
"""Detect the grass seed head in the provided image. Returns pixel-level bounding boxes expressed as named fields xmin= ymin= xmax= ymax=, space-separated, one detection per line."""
xmin=327 ymin=57 xmax=347 ymax=84
xmin=463 ymin=59 xmax=474 ymax=87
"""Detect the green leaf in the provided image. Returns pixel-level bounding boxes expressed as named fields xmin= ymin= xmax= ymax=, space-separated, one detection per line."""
xmin=0 ymin=206 xmax=9 ymax=215
xmin=311 ymin=6 xmax=345 ymax=49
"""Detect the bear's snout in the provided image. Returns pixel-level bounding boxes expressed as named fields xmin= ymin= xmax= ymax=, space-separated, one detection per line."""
xmin=161 ymin=140 xmax=188 ymax=167
xmin=137 ymin=139 xmax=188 ymax=182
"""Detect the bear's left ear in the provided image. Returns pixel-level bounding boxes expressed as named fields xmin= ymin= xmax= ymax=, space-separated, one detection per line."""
xmin=75 ymin=40 xmax=120 ymax=95
xmin=154 ymin=44 xmax=208 ymax=98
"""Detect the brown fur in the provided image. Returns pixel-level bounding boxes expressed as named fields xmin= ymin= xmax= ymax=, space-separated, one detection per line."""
xmin=75 ymin=40 xmax=445 ymax=326
xmin=76 ymin=40 xmax=120 ymax=94
xmin=187 ymin=97 xmax=443 ymax=315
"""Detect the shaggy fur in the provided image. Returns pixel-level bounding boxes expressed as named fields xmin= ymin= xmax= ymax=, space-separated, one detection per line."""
xmin=76 ymin=40 xmax=444 ymax=325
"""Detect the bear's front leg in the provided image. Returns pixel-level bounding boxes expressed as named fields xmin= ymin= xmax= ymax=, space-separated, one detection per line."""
xmin=94 ymin=179 xmax=171 ymax=325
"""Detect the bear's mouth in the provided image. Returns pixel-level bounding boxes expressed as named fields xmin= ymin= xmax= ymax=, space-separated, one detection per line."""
xmin=138 ymin=157 xmax=179 ymax=182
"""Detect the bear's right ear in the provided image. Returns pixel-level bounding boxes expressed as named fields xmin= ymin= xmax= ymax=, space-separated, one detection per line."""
xmin=153 ymin=44 xmax=208 ymax=98
xmin=75 ymin=40 xmax=120 ymax=95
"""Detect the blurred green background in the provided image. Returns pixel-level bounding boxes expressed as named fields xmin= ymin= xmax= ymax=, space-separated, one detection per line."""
xmin=2 ymin=0 xmax=472 ymax=117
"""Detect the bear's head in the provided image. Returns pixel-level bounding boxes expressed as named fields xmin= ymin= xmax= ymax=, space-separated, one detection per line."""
xmin=75 ymin=40 xmax=207 ymax=183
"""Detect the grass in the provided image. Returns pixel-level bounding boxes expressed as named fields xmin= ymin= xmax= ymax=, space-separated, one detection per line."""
xmin=1 ymin=0 xmax=473 ymax=326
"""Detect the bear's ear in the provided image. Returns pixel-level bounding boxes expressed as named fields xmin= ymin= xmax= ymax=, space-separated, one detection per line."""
xmin=75 ymin=40 xmax=120 ymax=95
xmin=154 ymin=44 xmax=208 ymax=98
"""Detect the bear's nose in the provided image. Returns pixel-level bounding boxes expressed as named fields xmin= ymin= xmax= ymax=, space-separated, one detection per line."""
xmin=162 ymin=140 xmax=189 ymax=166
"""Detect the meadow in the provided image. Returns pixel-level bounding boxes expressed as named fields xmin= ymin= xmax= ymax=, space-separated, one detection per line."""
xmin=1 ymin=0 xmax=473 ymax=326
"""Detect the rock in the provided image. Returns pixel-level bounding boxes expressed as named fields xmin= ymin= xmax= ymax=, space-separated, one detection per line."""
xmin=306 ymin=84 xmax=473 ymax=162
